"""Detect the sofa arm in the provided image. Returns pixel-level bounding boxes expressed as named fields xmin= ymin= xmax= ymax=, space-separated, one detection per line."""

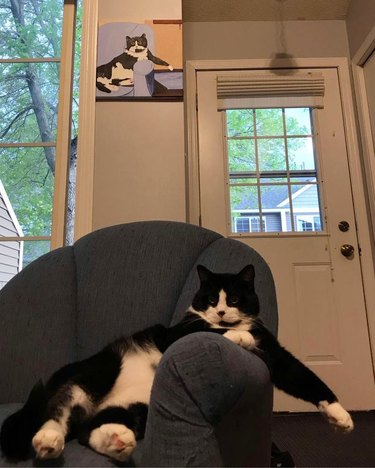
xmin=140 ymin=332 xmax=272 ymax=467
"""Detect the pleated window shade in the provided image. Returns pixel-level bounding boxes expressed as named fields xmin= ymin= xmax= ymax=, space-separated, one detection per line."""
xmin=217 ymin=73 xmax=325 ymax=110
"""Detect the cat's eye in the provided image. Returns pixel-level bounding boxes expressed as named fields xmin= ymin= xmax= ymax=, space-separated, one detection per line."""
xmin=208 ymin=295 xmax=217 ymax=305
xmin=229 ymin=296 xmax=239 ymax=304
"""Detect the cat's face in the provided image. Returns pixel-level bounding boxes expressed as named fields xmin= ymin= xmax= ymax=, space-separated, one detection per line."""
xmin=126 ymin=34 xmax=148 ymax=54
xmin=190 ymin=265 xmax=259 ymax=330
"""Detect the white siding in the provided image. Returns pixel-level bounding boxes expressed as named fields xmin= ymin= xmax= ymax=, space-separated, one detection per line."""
xmin=0 ymin=183 xmax=23 ymax=288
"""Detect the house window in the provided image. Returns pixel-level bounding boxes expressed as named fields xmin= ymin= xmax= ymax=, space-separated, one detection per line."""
xmin=225 ymin=107 xmax=324 ymax=234
xmin=234 ymin=215 xmax=266 ymax=233
xmin=296 ymin=214 xmax=322 ymax=232
xmin=0 ymin=0 xmax=80 ymax=288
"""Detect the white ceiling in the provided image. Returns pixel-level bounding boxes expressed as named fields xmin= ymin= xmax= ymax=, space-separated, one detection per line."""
xmin=183 ymin=0 xmax=352 ymax=22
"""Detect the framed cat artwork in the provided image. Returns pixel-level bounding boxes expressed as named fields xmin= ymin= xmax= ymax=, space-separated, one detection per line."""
xmin=96 ymin=21 xmax=183 ymax=101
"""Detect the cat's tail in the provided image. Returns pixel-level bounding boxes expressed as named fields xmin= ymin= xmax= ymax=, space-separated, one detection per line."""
xmin=0 ymin=380 xmax=47 ymax=460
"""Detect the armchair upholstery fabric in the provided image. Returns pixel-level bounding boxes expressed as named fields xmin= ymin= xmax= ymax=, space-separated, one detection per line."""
xmin=0 ymin=221 xmax=278 ymax=467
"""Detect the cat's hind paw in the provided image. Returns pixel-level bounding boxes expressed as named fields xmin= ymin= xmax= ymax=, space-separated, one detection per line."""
xmin=89 ymin=423 xmax=136 ymax=462
xmin=318 ymin=401 xmax=354 ymax=433
xmin=223 ymin=329 xmax=257 ymax=350
xmin=32 ymin=426 xmax=65 ymax=459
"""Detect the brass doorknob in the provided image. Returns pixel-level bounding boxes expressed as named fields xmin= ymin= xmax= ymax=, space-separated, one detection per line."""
xmin=341 ymin=244 xmax=355 ymax=257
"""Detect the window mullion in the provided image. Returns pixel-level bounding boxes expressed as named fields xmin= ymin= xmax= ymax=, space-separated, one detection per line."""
xmin=253 ymin=109 xmax=264 ymax=232
xmin=282 ymin=108 xmax=295 ymax=232
xmin=51 ymin=0 xmax=77 ymax=249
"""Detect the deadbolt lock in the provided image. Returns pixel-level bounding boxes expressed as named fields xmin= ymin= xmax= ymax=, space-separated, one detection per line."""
xmin=338 ymin=221 xmax=350 ymax=232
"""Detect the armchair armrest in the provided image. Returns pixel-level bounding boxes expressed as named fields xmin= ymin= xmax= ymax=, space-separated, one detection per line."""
xmin=133 ymin=60 xmax=154 ymax=96
xmin=141 ymin=332 xmax=272 ymax=467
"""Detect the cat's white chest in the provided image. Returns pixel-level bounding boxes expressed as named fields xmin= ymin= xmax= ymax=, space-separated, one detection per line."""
xmin=98 ymin=346 xmax=162 ymax=410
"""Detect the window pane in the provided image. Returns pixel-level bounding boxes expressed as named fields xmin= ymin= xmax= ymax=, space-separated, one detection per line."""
xmin=227 ymin=109 xmax=254 ymax=137
xmin=230 ymin=185 xmax=259 ymax=211
xmin=228 ymin=140 xmax=256 ymax=172
xmin=288 ymin=137 xmax=315 ymax=171
xmin=292 ymin=184 xmax=323 ymax=232
xmin=0 ymin=1 xmax=64 ymax=59
xmin=230 ymin=185 xmax=259 ymax=232
xmin=0 ymin=147 xmax=53 ymax=236
xmin=260 ymin=185 xmax=292 ymax=232
xmin=285 ymin=108 xmax=312 ymax=135
xmin=23 ymin=240 xmax=50 ymax=267
xmin=256 ymin=109 xmax=283 ymax=136
xmin=0 ymin=62 xmax=60 ymax=143
xmin=258 ymin=138 xmax=286 ymax=171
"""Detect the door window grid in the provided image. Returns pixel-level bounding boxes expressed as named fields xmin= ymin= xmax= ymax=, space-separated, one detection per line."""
xmin=225 ymin=108 xmax=324 ymax=234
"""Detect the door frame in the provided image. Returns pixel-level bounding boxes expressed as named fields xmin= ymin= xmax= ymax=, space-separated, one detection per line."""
xmin=74 ymin=0 xmax=98 ymax=242
xmin=186 ymin=57 xmax=375 ymax=371
xmin=351 ymin=29 xmax=375 ymax=376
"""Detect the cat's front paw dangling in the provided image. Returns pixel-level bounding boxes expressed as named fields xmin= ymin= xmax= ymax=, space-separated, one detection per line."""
xmin=318 ymin=401 xmax=354 ymax=433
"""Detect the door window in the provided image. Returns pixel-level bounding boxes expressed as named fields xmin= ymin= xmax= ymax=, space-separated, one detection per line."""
xmin=225 ymin=107 xmax=324 ymax=234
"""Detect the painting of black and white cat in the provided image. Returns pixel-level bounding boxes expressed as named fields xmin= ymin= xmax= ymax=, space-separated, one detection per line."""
xmin=96 ymin=33 xmax=173 ymax=94
xmin=0 ymin=265 xmax=353 ymax=463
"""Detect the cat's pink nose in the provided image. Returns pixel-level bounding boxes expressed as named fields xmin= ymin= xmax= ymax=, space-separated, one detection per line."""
xmin=217 ymin=311 xmax=225 ymax=317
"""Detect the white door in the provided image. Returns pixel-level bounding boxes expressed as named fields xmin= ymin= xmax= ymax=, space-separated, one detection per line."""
xmin=196 ymin=67 xmax=375 ymax=411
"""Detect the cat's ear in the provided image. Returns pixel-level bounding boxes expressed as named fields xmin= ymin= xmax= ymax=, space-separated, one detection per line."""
xmin=238 ymin=264 xmax=255 ymax=283
xmin=141 ymin=33 xmax=146 ymax=38
xmin=197 ymin=265 xmax=213 ymax=282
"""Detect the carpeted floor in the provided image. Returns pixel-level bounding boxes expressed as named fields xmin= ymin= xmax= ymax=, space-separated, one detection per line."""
xmin=272 ymin=411 xmax=375 ymax=467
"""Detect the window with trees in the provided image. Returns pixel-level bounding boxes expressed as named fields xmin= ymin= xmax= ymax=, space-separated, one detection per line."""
xmin=226 ymin=107 xmax=324 ymax=234
xmin=0 ymin=0 xmax=81 ymax=287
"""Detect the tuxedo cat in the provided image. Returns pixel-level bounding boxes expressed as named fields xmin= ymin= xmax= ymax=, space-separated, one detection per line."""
xmin=96 ymin=33 xmax=173 ymax=94
xmin=0 ymin=265 xmax=353 ymax=462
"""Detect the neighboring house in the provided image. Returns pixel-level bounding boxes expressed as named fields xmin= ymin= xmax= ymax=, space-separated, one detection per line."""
xmin=232 ymin=182 xmax=322 ymax=233
xmin=0 ymin=180 xmax=23 ymax=289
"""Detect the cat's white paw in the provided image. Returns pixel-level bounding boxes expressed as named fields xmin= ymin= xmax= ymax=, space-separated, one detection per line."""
xmin=223 ymin=330 xmax=256 ymax=350
xmin=318 ymin=401 xmax=354 ymax=433
xmin=89 ymin=423 xmax=136 ymax=461
xmin=168 ymin=65 xmax=174 ymax=71
xmin=32 ymin=427 xmax=65 ymax=459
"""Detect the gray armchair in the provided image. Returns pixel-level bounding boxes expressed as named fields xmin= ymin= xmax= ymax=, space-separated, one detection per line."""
xmin=0 ymin=221 xmax=277 ymax=467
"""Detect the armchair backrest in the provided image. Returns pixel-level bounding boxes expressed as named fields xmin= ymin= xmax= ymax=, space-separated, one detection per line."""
xmin=0 ymin=221 xmax=277 ymax=403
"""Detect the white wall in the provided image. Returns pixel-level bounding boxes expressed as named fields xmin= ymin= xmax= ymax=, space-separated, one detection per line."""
xmin=346 ymin=0 xmax=375 ymax=58
xmin=98 ymin=0 xmax=181 ymax=23
xmin=183 ymin=20 xmax=350 ymax=60
xmin=93 ymin=12 xmax=351 ymax=229
xmin=93 ymin=0 xmax=185 ymax=230
xmin=93 ymin=102 xmax=185 ymax=230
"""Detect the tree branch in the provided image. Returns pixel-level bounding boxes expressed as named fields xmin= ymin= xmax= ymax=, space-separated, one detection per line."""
xmin=0 ymin=106 xmax=33 ymax=138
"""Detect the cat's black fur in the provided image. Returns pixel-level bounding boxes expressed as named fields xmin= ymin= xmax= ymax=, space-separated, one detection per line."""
xmin=0 ymin=265 xmax=352 ymax=462
xmin=96 ymin=33 xmax=171 ymax=94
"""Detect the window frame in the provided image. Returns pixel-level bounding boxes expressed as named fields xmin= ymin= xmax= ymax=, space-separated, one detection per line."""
xmin=0 ymin=0 xmax=78 ymax=252
xmin=224 ymin=106 xmax=324 ymax=236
